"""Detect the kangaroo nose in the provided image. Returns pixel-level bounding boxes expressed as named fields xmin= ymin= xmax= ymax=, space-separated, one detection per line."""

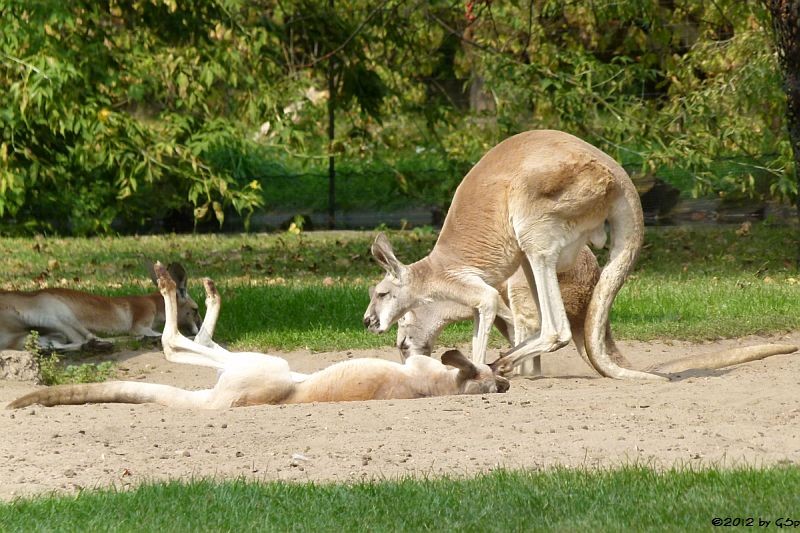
xmin=496 ymin=377 xmax=511 ymax=393
xmin=363 ymin=316 xmax=372 ymax=328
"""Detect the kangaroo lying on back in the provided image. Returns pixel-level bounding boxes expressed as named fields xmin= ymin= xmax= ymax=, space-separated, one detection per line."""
xmin=363 ymin=130 xmax=796 ymax=380
xmin=0 ymin=263 xmax=200 ymax=352
xmin=7 ymin=263 xmax=510 ymax=410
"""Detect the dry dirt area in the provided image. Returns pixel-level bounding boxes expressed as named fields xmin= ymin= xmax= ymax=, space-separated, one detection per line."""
xmin=1 ymin=333 xmax=799 ymax=501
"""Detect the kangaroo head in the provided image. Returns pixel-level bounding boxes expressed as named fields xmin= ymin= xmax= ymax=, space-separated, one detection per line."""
xmin=487 ymin=352 xmax=517 ymax=378
xmin=441 ymin=349 xmax=510 ymax=395
xmin=396 ymin=309 xmax=436 ymax=360
xmin=363 ymin=233 xmax=421 ymax=334
xmin=396 ymin=298 xmax=470 ymax=360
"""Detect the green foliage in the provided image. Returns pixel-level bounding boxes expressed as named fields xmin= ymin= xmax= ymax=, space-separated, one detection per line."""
xmin=58 ymin=360 xmax=116 ymax=385
xmin=471 ymin=1 xmax=791 ymax=202
xmin=24 ymin=331 xmax=116 ymax=385
xmin=256 ymin=155 xmax=464 ymax=212
xmin=0 ymin=1 xmax=795 ymax=234
xmin=0 ymin=0 xmax=273 ymax=234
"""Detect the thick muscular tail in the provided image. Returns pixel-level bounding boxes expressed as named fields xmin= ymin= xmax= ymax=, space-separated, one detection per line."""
xmin=582 ymin=174 xmax=796 ymax=379
xmin=650 ymin=343 xmax=797 ymax=374
xmin=584 ymin=175 xmax=667 ymax=381
xmin=6 ymin=381 xmax=209 ymax=409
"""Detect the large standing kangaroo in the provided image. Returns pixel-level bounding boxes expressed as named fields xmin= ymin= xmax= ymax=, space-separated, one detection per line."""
xmin=362 ymin=130 xmax=794 ymax=381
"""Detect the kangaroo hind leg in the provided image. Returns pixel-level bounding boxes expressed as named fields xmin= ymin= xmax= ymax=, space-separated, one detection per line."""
xmin=155 ymin=263 xmax=230 ymax=369
xmin=502 ymin=219 xmax=578 ymax=369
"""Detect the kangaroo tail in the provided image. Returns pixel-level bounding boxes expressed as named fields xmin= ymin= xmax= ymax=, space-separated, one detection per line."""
xmin=584 ymin=171 xmax=667 ymax=381
xmin=650 ymin=344 xmax=797 ymax=374
xmin=6 ymin=381 xmax=210 ymax=409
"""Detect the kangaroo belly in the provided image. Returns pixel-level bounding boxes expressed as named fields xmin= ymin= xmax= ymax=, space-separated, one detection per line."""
xmin=287 ymin=359 xmax=410 ymax=403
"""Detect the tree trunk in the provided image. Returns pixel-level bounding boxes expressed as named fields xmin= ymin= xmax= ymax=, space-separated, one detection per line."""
xmin=765 ymin=0 xmax=800 ymax=266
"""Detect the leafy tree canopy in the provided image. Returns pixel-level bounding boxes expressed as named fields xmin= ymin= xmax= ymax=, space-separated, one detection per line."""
xmin=0 ymin=0 xmax=791 ymax=234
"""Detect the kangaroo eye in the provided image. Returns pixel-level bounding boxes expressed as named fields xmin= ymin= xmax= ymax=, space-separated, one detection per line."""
xmin=377 ymin=291 xmax=389 ymax=299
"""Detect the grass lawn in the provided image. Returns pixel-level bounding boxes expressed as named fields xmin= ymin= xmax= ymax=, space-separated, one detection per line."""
xmin=1 ymin=223 xmax=797 ymax=351
xmin=2 ymin=466 xmax=799 ymax=531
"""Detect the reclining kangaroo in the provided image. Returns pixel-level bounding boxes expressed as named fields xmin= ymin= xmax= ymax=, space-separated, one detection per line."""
xmin=363 ymin=130 xmax=795 ymax=380
xmin=7 ymin=263 xmax=510 ymax=410
xmin=0 ymin=263 xmax=200 ymax=352
xmin=396 ymin=246 xmax=627 ymax=376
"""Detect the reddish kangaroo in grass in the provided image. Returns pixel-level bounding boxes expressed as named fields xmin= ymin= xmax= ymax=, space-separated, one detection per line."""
xmin=0 ymin=263 xmax=200 ymax=352
xmin=363 ymin=130 xmax=796 ymax=380
xmin=7 ymin=263 xmax=510 ymax=410
xmin=396 ymin=246 xmax=627 ymax=377
xmin=394 ymin=248 xmax=795 ymax=377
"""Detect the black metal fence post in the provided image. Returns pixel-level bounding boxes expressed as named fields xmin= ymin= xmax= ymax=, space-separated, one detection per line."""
xmin=327 ymin=0 xmax=336 ymax=230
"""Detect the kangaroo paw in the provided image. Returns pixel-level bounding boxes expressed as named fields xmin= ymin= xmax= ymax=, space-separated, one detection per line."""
xmin=83 ymin=338 xmax=114 ymax=354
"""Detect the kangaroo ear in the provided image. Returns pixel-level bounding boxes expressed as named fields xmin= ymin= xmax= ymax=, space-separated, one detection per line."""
xmin=146 ymin=261 xmax=159 ymax=285
xmin=167 ymin=263 xmax=189 ymax=299
xmin=371 ymin=233 xmax=405 ymax=279
xmin=153 ymin=261 xmax=169 ymax=281
xmin=441 ymin=349 xmax=478 ymax=381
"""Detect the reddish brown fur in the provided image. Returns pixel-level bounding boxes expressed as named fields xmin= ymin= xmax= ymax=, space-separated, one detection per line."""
xmin=29 ymin=288 xmax=163 ymax=333
xmin=0 ymin=263 xmax=200 ymax=351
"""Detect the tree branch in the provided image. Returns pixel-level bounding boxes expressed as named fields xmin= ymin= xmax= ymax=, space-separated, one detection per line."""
xmin=303 ymin=0 xmax=393 ymax=68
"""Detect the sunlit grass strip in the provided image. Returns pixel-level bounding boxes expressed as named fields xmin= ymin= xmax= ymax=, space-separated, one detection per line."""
xmin=2 ymin=466 xmax=799 ymax=532
xmin=613 ymin=277 xmax=800 ymax=341
xmin=0 ymin=224 xmax=796 ymax=289
xmin=217 ymin=276 xmax=800 ymax=352
xmin=1 ymin=226 xmax=798 ymax=352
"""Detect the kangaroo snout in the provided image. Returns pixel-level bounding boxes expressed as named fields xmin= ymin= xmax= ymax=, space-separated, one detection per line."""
xmin=363 ymin=314 xmax=376 ymax=330
xmin=363 ymin=314 xmax=385 ymax=334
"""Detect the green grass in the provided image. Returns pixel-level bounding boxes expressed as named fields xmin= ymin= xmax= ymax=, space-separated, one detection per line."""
xmin=613 ymin=276 xmax=800 ymax=340
xmin=0 ymin=230 xmax=439 ymax=289
xmin=2 ymin=227 xmax=799 ymax=526
xmin=213 ymin=283 xmax=506 ymax=351
xmin=216 ymin=275 xmax=800 ymax=351
xmin=2 ymin=466 xmax=798 ymax=531
xmin=1 ymin=224 xmax=799 ymax=351
xmin=1 ymin=223 xmax=791 ymax=287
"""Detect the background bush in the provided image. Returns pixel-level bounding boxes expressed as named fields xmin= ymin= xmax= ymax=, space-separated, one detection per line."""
xmin=0 ymin=1 xmax=793 ymax=235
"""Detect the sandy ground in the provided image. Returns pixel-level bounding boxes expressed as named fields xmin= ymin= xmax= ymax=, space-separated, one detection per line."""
xmin=1 ymin=333 xmax=799 ymax=501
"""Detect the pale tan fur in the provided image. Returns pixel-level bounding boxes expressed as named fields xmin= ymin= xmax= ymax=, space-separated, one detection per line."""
xmin=395 ymin=247 xmax=796 ymax=377
xmin=396 ymin=246 xmax=627 ymax=376
xmin=6 ymin=264 xmax=510 ymax=410
xmin=363 ymin=130 xmax=795 ymax=381
xmin=364 ymin=129 xmax=658 ymax=380
xmin=647 ymin=343 xmax=797 ymax=374
xmin=0 ymin=263 xmax=200 ymax=352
